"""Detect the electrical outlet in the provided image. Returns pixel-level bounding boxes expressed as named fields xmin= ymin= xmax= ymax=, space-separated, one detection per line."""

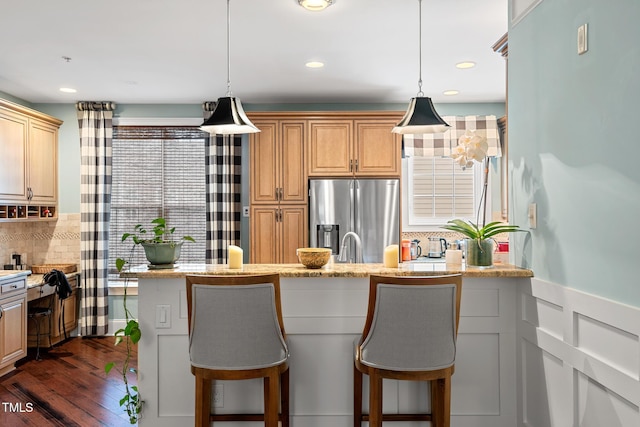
xmin=242 ymin=206 xmax=250 ymax=217
xmin=213 ymin=384 xmax=224 ymax=407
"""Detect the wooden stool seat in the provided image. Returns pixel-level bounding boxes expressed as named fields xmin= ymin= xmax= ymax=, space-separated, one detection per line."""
xmin=186 ymin=274 xmax=289 ymax=427
xmin=353 ymin=274 xmax=463 ymax=427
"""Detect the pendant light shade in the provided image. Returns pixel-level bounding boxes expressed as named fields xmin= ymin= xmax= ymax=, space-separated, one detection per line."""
xmin=200 ymin=0 xmax=259 ymax=135
xmin=201 ymin=97 xmax=259 ymax=135
xmin=392 ymin=97 xmax=449 ymax=134
xmin=392 ymin=0 xmax=449 ymax=135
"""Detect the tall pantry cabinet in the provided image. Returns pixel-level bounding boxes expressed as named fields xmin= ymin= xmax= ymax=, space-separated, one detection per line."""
xmin=249 ymin=120 xmax=307 ymax=263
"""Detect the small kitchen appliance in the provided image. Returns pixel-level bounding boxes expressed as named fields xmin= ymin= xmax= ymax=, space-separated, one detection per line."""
xmin=427 ymin=237 xmax=447 ymax=258
xmin=410 ymin=239 xmax=422 ymax=260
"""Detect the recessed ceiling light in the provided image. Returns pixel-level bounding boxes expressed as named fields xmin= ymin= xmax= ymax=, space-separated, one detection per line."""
xmin=305 ymin=61 xmax=325 ymax=68
xmin=59 ymin=87 xmax=77 ymax=93
xmin=443 ymin=90 xmax=459 ymax=96
xmin=455 ymin=61 xmax=476 ymax=69
xmin=298 ymin=0 xmax=334 ymax=11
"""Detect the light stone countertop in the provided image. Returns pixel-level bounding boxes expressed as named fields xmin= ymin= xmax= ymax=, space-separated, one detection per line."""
xmin=0 ymin=270 xmax=31 ymax=282
xmin=121 ymin=262 xmax=533 ymax=279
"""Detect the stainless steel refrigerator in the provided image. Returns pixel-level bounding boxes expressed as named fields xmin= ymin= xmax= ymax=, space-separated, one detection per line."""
xmin=309 ymin=178 xmax=400 ymax=263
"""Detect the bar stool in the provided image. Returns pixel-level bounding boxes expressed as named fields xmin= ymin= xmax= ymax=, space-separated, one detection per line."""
xmin=186 ymin=274 xmax=290 ymax=427
xmin=27 ymin=289 xmax=54 ymax=361
xmin=353 ymin=274 xmax=463 ymax=427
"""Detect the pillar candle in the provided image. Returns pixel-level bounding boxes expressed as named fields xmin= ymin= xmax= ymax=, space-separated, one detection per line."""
xmin=228 ymin=245 xmax=243 ymax=269
xmin=383 ymin=245 xmax=399 ymax=268
xmin=445 ymin=249 xmax=462 ymax=265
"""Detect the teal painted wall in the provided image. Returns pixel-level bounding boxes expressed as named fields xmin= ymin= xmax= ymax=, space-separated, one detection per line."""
xmin=0 ymin=91 xmax=32 ymax=106
xmin=508 ymin=0 xmax=640 ymax=306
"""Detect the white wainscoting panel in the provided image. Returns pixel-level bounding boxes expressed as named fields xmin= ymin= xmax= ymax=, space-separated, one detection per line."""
xmin=517 ymin=278 xmax=640 ymax=427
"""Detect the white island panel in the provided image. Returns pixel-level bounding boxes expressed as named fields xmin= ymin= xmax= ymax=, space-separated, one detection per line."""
xmin=137 ymin=273 xmax=524 ymax=427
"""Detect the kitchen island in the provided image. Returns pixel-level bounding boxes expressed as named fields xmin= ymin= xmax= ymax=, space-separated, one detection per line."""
xmin=124 ymin=262 xmax=532 ymax=427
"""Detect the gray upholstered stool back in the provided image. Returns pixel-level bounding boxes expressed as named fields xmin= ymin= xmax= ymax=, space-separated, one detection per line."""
xmin=188 ymin=275 xmax=288 ymax=370
xmin=360 ymin=276 xmax=460 ymax=371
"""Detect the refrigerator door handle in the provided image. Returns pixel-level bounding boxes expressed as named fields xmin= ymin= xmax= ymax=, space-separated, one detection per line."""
xmin=354 ymin=180 xmax=361 ymax=236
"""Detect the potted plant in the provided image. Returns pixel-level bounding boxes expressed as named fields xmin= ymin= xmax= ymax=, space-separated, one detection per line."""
xmin=122 ymin=217 xmax=195 ymax=266
xmin=443 ymin=130 xmax=523 ymax=267
xmin=105 ymin=217 xmax=194 ymax=423
xmin=442 ymin=219 xmax=521 ymax=267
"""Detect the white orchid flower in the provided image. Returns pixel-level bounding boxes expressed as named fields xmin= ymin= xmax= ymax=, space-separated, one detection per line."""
xmin=450 ymin=129 xmax=488 ymax=168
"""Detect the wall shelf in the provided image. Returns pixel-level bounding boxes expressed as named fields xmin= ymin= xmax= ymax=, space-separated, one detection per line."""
xmin=0 ymin=204 xmax=56 ymax=221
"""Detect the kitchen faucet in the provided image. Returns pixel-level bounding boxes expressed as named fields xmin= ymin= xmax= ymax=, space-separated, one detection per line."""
xmin=338 ymin=231 xmax=363 ymax=263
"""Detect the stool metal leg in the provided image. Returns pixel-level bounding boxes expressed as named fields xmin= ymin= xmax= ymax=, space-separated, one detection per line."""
xmin=34 ymin=316 xmax=42 ymax=361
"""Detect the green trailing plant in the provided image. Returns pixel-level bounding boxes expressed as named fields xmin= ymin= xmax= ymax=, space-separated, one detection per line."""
xmin=104 ymin=218 xmax=194 ymax=423
xmin=105 ymin=252 xmax=142 ymax=424
xmin=122 ymin=217 xmax=195 ymax=245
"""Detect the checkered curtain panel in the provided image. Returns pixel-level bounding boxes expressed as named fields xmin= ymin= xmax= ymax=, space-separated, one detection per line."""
xmin=205 ymin=134 xmax=242 ymax=264
xmin=403 ymin=115 xmax=502 ymax=157
xmin=77 ymin=101 xmax=114 ymax=336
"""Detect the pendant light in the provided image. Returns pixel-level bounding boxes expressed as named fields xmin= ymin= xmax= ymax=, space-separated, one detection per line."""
xmin=392 ymin=0 xmax=449 ymax=134
xmin=201 ymin=0 xmax=259 ymax=135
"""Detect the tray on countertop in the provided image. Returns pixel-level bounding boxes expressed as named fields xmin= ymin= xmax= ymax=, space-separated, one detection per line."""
xmin=30 ymin=264 xmax=77 ymax=274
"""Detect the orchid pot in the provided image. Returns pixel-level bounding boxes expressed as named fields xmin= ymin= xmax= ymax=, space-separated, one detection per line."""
xmin=464 ymin=238 xmax=494 ymax=268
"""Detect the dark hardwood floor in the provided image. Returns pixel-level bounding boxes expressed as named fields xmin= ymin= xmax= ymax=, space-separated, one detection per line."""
xmin=0 ymin=337 xmax=138 ymax=426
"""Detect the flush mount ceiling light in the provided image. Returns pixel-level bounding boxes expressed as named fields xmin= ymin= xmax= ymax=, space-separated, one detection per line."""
xmin=443 ymin=90 xmax=459 ymax=96
xmin=392 ymin=0 xmax=449 ymax=135
xmin=298 ymin=0 xmax=334 ymax=12
xmin=456 ymin=61 xmax=476 ymax=69
xmin=305 ymin=61 xmax=325 ymax=68
xmin=201 ymin=0 xmax=259 ymax=135
xmin=59 ymin=87 xmax=77 ymax=93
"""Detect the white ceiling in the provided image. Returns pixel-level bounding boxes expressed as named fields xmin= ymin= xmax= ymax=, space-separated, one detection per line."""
xmin=0 ymin=0 xmax=507 ymax=105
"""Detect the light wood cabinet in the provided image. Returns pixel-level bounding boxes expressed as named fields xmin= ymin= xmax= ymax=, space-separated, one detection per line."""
xmin=0 ymin=99 xmax=61 ymax=221
xmin=250 ymin=118 xmax=307 ymax=263
xmin=250 ymin=205 xmax=307 ymax=264
xmin=308 ymin=120 xmax=353 ymax=175
xmin=51 ymin=276 xmax=80 ymax=344
xmin=308 ymin=117 xmax=401 ymax=177
xmin=250 ymin=120 xmax=306 ymax=204
xmin=0 ymin=275 xmax=27 ymax=376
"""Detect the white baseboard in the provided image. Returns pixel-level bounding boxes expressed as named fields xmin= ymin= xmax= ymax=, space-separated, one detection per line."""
xmin=517 ymin=278 xmax=640 ymax=427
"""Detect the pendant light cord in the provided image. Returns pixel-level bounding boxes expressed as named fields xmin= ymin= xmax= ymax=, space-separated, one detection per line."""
xmin=417 ymin=0 xmax=424 ymax=97
xmin=226 ymin=0 xmax=232 ymax=96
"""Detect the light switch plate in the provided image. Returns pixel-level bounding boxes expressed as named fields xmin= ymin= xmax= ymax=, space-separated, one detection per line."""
xmin=156 ymin=304 xmax=171 ymax=328
xmin=577 ymin=23 xmax=588 ymax=55
xmin=528 ymin=203 xmax=537 ymax=229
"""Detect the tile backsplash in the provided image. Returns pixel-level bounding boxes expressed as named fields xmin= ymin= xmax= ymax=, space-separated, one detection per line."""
xmin=0 ymin=213 xmax=80 ymax=269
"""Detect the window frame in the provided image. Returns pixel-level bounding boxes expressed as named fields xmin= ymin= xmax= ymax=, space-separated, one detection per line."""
xmin=401 ymin=156 xmax=489 ymax=231
xmin=108 ymin=117 xmax=205 ymax=287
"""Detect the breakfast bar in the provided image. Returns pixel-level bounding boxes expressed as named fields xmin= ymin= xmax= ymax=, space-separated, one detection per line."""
xmin=124 ymin=262 xmax=532 ymax=427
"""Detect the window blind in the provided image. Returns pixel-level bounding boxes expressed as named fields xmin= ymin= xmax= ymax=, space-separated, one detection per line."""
xmin=407 ymin=156 xmax=478 ymax=225
xmin=109 ymin=126 xmax=207 ymax=277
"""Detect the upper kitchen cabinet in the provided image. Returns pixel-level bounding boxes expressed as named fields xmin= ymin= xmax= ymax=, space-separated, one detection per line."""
xmin=0 ymin=99 xmax=62 ymax=221
xmin=308 ymin=113 xmax=402 ymax=178
xmin=250 ymin=120 xmax=306 ymax=205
